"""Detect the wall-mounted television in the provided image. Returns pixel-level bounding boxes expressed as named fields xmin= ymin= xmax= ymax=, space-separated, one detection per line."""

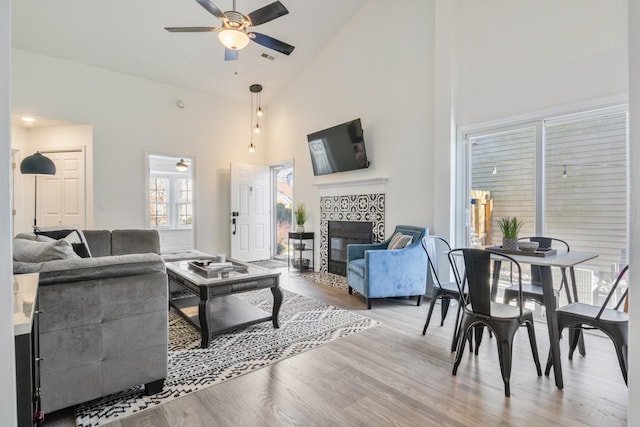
xmin=306 ymin=118 xmax=370 ymax=176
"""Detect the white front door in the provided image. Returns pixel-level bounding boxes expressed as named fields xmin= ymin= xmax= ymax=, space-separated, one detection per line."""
xmin=39 ymin=150 xmax=86 ymax=228
xmin=230 ymin=162 xmax=271 ymax=261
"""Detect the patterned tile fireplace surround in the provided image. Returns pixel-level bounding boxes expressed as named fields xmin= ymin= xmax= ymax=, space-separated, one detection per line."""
xmin=319 ymin=192 xmax=385 ymax=273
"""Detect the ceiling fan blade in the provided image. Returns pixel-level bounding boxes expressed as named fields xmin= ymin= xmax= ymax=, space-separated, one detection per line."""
xmin=195 ymin=0 xmax=225 ymax=19
xmin=225 ymin=48 xmax=239 ymax=61
xmin=165 ymin=26 xmax=218 ymax=32
xmin=250 ymin=32 xmax=295 ymax=55
xmin=247 ymin=1 xmax=289 ymax=26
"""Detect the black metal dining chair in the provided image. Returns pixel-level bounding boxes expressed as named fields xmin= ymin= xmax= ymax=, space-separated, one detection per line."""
xmin=545 ymin=264 xmax=629 ymax=385
xmin=421 ymin=236 xmax=467 ymax=351
xmin=449 ymin=248 xmax=542 ymax=397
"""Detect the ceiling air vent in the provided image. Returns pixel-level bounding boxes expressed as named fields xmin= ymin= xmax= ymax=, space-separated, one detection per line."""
xmin=261 ymin=52 xmax=277 ymax=61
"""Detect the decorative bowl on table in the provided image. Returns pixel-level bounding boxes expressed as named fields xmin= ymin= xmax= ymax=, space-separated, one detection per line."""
xmin=518 ymin=241 xmax=539 ymax=252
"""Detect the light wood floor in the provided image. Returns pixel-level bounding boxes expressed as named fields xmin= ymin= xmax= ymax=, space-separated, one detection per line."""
xmin=45 ymin=270 xmax=628 ymax=426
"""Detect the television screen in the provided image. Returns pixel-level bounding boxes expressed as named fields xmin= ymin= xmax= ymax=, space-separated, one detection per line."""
xmin=306 ymin=118 xmax=370 ymax=176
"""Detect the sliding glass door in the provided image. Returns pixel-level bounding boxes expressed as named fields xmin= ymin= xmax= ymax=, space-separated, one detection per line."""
xmin=460 ymin=105 xmax=628 ymax=292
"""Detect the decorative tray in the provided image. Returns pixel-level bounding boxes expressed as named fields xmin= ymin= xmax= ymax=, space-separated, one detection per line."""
xmin=188 ymin=260 xmax=246 ymax=278
xmin=486 ymin=246 xmax=557 ymax=258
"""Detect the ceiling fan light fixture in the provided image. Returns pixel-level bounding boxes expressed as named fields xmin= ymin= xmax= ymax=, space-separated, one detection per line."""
xmin=218 ymin=29 xmax=250 ymax=50
xmin=176 ymin=159 xmax=189 ymax=171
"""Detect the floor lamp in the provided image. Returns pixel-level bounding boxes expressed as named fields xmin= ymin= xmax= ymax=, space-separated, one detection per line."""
xmin=20 ymin=151 xmax=56 ymax=228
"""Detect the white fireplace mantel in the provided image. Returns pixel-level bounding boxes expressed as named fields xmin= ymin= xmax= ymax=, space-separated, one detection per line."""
xmin=313 ymin=177 xmax=387 ymax=196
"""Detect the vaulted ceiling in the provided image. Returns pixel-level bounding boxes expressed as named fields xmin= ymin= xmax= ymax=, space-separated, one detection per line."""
xmin=12 ymin=0 xmax=368 ymax=104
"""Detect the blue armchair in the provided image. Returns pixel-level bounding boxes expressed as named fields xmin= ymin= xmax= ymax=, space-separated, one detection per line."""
xmin=346 ymin=225 xmax=429 ymax=309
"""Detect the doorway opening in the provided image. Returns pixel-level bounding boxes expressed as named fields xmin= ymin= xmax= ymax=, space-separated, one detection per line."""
xmin=148 ymin=154 xmax=195 ymax=251
xmin=271 ymin=161 xmax=293 ymax=260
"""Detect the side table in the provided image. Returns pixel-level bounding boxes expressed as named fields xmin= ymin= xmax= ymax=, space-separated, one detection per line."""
xmin=288 ymin=232 xmax=314 ymax=271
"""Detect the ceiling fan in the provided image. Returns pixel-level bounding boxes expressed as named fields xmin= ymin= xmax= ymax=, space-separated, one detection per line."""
xmin=165 ymin=0 xmax=295 ymax=61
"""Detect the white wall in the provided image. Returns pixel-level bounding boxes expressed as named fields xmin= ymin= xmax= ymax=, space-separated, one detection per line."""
xmin=12 ymin=123 xmax=94 ymax=234
xmin=454 ymin=0 xmax=628 ymax=125
xmin=1 ymin=0 xmax=17 ymax=424
xmin=628 ymin=1 xmax=639 ymax=424
xmin=11 ymin=125 xmax=28 ymax=234
xmin=12 ymin=49 xmax=264 ymax=254
xmin=266 ymin=0 xmax=435 ymax=238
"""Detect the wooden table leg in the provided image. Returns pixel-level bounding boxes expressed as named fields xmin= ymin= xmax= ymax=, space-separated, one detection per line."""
xmin=541 ymin=267 xmax=563 ymax=389
xmin=199 ymin=297 xmax=211 ymax=349
xmin=271 ymin=285 xmax=283 ymax=328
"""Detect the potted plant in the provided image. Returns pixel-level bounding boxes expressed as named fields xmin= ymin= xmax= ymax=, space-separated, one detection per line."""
xmin=498 ymin=216 xmax=523 ymax=250
xmin=294 ymin=202 xmax=308 ymax=233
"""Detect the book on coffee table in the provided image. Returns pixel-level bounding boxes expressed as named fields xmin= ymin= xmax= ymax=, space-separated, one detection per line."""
xmin=188 ymin=260 xmax=235 ymax=277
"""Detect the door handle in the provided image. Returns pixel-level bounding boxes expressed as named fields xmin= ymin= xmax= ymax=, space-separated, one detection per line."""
xmin=232 ymin=218 xmax=237 ymax=235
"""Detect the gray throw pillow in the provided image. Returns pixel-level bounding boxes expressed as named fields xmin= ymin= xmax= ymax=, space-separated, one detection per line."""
xmin=34 ymin=226 xmax=92 ymax=258
xmin=13 ymin=238 xmax=81 ymax=263
xmin=388 ymin=232 xmax=404 ymax=249
xmin=388 ymin=234 xmax=413 ymax=250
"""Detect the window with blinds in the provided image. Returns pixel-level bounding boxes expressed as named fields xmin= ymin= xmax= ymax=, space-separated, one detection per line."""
xmin=544 ymin=109 xmax=628 ymax=277
xmin=470 ymin=127 xmax=537 ymax=245
xmin=463 ymin=105 xmax=628 ymax=285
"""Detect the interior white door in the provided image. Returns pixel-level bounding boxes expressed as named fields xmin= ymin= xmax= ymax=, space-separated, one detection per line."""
xmin=39 ymin=150 xmax=85 ymax=228
xmin=230 ymin=162 xmax=271 ymax=261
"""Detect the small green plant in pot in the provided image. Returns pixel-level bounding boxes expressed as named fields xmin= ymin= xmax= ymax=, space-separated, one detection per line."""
xmin=294 ymin=202 xmax=308 ymax=233
xmin=498 ymin=216 xmax=523 ymax=250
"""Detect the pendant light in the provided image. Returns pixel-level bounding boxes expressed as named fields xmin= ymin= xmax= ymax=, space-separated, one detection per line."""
xmin=176 ymin=158 xmax=189 ymax=172
xmin=249 ymin=84 xmax=263 ymax=152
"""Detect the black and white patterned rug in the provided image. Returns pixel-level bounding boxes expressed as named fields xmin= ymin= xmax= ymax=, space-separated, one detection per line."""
xmin=74 ymin=289 xmax=377 ymax=426
xmin=249 ymin=258 xmax=289 ymax=269
xmin=290 ymin=271 xmax=348 ymax=289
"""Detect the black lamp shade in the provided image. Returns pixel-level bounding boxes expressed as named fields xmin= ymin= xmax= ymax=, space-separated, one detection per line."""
xmin=20 ymin=152 xmax=56 ymax=175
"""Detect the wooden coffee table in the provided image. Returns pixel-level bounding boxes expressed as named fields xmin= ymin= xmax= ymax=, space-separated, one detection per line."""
xmin=166 ymin=258 xmax=282 ymax=348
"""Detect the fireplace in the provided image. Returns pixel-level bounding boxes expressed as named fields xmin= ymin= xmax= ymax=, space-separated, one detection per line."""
xmin=319 ymin=193 xmax=385 ymax=273
xmin=328 ymin=221 xmax=373 ymax=276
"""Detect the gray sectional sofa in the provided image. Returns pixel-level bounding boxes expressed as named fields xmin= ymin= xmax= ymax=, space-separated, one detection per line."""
xmin=13 ymin=229 xmax=168 ymax=414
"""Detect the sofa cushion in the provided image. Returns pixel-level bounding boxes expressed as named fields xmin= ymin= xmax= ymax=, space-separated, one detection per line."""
xmin=36 ymin=253 xmax=166 ymax=285
xmin=111 ymin=229 xmax=161 ymax=256
xmin=13 ymin=238 xmax=80 ymax=263
xmin=83 ymin=230 xmax=113 ymax=257
xmin=388 ymin=234 xmax=413 ymax=250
